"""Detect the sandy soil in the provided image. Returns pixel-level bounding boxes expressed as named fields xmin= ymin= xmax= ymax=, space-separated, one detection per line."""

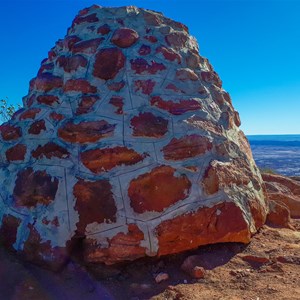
xmin=0 ymin=219 xmax=299 ymax=300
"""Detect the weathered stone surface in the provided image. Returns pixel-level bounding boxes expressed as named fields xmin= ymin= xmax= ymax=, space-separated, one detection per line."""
xmin=58 ymin=120 xmax=115 ymax=144
xmin=73 ymin=179 xmax=117 ymax=235
xmin=263 ymin=173 xmax=300 ymax=218
xmin=81 ymin=146 xmax=146 ymax=174
xmin=130 ymin=58 xmax=166 ymax=74
xmin=6 ymin=144 xmax=27 ymax=162
xmin=57 ymin=55 xmax=88 ymax=72
xmin=32 ymin=142 xmax=70 ymax=159
xmin=134 ymin=80 xmax=156 ymax=95
xmin=13 ymin=168 xmax=58 ymax=208
xmin=109 ymin=96 xmax=123 ymax=114
xmin=156 ymin=202 xmax=251 ymax=256
xmin=130 ymin=112 xmax=168 ymax=137
xmin=37 ymin=95 xmax=59 ymax=106
xmin=19 ymin=108 xmax=41 ymax=120
xmin=0 ymin=214 xmax=21 ymax=250
xmin=0 ymin=124 xmax=22 ymax=141
xmin=64 ymin=79 xmax=97 ymax=94
xmin=0 ymin=6 xmax=266 ymax=268
xmin=28 ymin=120 xmax=46 ymax=135
xmin=71 ymin=38 xmax=103 ymax=54
xmin=31 ymin=73 xmax=63 ymax=92
xmin=93 ymin=48 xmax=125 ymax=80
xmin=111 ymin=28 xmax=139 ymax=48
xmin=76 ymin=95 xmax=99 ymax=115
xmin=162 ymin=135 xmax=212 ymax=160
xmin=84 ymin=224 xmax=146 ymax=264
xmin=128 ymin=166 xmax=191 ymax=213
xmin=266 ymin=200 xmax=292 ymax=228
xmin=151 ymin=96 xmax=202 ymax=115
xmin=22 ymin=224 xmax=69 ymax=271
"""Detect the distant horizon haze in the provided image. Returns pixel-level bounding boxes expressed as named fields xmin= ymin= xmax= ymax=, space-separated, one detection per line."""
xmin=0 ymin=0 xmax=299 ymax=135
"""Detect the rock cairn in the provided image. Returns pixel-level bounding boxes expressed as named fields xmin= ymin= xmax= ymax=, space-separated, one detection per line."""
xmin=0 ymin=5 xmax=267 ymax=269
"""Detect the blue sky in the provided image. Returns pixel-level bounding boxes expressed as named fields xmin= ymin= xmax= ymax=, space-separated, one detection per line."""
xmin=0 ymin=0 xmax=299 ymax=134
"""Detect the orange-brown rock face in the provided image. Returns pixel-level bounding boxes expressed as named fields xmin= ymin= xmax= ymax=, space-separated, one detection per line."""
xmin=156 ymin=202 xmax=251 ymax=256
xmin=13 ymin=168 xmax=58 ymax=208
xmin=73 ymin=179 xmax=117 ymax=235
xmin=84 ymin=224 xmax=146 ymax=264
xmin=58 ymin=120 xmax=115 ymax=143
xmin=130 ymin=112 xmax=168 ymax=137
xmin=0 ymin=5 xmax=266 ymax=268
xmin=162 ymin=135 xmax=212 ymax=161
xmin=128 ymin=166 xmax=191 ymax=213
xmin=263 ymin=173 xmax=300 ymax=217
xmin=81 ymin=146 xmax=146 ymax=174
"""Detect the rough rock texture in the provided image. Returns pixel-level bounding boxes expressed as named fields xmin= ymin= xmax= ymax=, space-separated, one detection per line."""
xmin=0 ymin=5 xmax=267 ymax=267
xmin=263 ymin=173 xmax=300 ymax=218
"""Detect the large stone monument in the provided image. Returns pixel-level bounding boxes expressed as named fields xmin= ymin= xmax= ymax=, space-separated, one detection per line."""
xmin=0 ymin=5 xmax=267 ymax=269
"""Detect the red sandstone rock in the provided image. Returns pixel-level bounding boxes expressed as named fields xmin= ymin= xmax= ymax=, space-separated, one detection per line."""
xmin=73 ymin=13 xmax=99 ymax=26
xmin=128 ymin=165 xmax=191 ymax=213
xmin=18 ymin=108 xmax=40 ymax=120
xmin=38 ymin=63 xmax=54 ymax=75
xmin=108 ymin=81 xmax=125 ymax=92
xmin=0 ymin=214 xmax=21 ymax=250
xmin=176 ymin=68 xmax=198 ymax=81
xmin=130 ymin=112 xmax=168 ymax=137
xmin=6 ymin=144 xmax=26 ymax=162
xmin=97 ymin=24 xmax=111 ymax=35
xmin=144 ymin=35 xmax=157 ymax=43
xmin=0 ymin=124 xmax=22 ymax=141
xmin=150 ymin=96 xmax=202 ymax=115
xmin=32 ymin=142 xmax=70 ymax=159
xmin=134 ymin=80 xmax=156 ymax=95
xmin=73 ymin=179 xmax=117 ymax=235
xmin=165 ymin=32 xmax=188 ymax=49
xmin=163 ymin=135 xmax=212 ymax=161
xmin=31 ymin=73 xmax=63 ymax=92
xmin=81 ymin=146 xmax=146 ymax=174
xmin=156 ymin=46 xmax=181 ymax=63
xmin=203 ymin=160 xmax=251 ymax=195
xmin=165 ymin=83 xmax=185 ymax=93
xmin=111 ymin=28 xmax=139 ymax=48
xmin=49 ymin=112 xmax=64 ymax=122
xmin=201 ymin=71 xmax=222 ymax=87
xmin=37 ymin=95 xmax=59 ymax=106
xmin=138 ymin=45 xmax=151 ymax=55
xmin=185 ymin=116 xmax=223 ymax=136
xmin=109 ymin=96 xmax=124 ymax=114
xmin=76 ymin=95 xmax=99 ymax=115
xmin=71 ymin=38 xmax=103 ymax=54
xmin=156 ymin=202 xmax=251 ymax=256
xmin=64 ymin=79 xmax=97 ymax=94
xmin=262 ymin=173 xmax=300 ymax=217
xmin=93 ymin=48 xmax=125 ymax=80
xmin=130 ymin=58 xmax=166 ymax=74
xmin=58 ymin=120 xmax=115 ymax=144
xmin=83 ymin=224 xmax=146 ymax=264
xmin=186 ymin=51 xmax=200 ymax=69
xmin=63 ymin=35 xmax=81 ymax=50
xmin=22 ymin=224 xmax=69 ymax=271
xmin=28 ymin=120 xmax=46 ymax=135
xmin=13 ymin=168 xmax=58 ymax=208
xmin=57 ymin=55 xmax=88 ymax=72
xmin=266 ymin=200 xmax=292 ymax=228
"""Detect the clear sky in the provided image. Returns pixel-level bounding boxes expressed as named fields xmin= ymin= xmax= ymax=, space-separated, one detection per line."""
xmin=0 ymin=0 xmax=299 ymax=134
